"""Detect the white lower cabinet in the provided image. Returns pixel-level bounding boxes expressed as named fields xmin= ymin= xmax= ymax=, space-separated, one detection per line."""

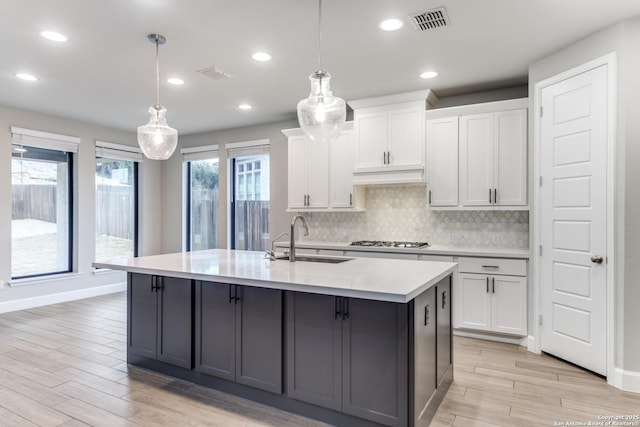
xmin=457 ymin=257 xmax=527 ymax=336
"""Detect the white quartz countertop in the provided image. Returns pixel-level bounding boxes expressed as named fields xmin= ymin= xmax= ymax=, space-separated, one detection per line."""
xmin=93 ymin=249 xmax=457 ymax=303
xmin=275 ymin=241 xmax=530 ymax=259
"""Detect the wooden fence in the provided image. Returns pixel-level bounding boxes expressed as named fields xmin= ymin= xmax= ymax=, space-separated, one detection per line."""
xmin=190 ymin=196 xmax=219 ymax=250
xmin=12 ymin=185 xmax=56 ymax=222
xmin=95 ymin=184 xmax=134 ymax=239
xmin=234 ymin=200 xmax=270 ymax=251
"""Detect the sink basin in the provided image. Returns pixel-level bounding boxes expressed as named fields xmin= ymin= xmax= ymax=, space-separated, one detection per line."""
xmin=275 ymin=255 xmax=352 ymax=264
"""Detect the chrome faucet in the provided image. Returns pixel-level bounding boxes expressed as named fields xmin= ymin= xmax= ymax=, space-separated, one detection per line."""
xmin=266 ymin=231 xmax=289 ymax=261
xmin=289 ymin=215 xmax=309 ymax=262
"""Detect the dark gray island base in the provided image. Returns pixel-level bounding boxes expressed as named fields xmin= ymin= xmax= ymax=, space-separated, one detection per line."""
xmin=127 ymin=272 xmax=453 ymax=427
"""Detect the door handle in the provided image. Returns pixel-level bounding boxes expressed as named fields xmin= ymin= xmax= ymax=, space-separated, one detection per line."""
xmin=335 ymin=297 xmax=342 ymax=319
xmin=424 ymin=304 xmax=430 ymax=326
xmin=428 ymin=190 xmax=432 ymax=205
xmin=591 ymin=255 xmax=604 ymax=264
xmin=229 ymin=285 xmax=235 ymax=303
xmin=492 ymin=277 xmax=495 ymax=294
xmin=342 ymin=298 xmax=350 ymax=320
xmin=486 ymin=277 xmax=489 ymax=293
xmin=442 ymin=290 xmax=446 ymax=309
xmin=493 ymin=188 xmax=497 ymax=204
xmin=489 ymin=189 xmax=492 ymax=204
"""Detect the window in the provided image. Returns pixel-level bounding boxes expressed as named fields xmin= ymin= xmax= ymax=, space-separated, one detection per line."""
xmin=183 ymin=145 xmax=219 ymax=251
xmin=11 ymin=127 xmax=78 ymax=279
xmin=95 ymin=141 xmax=141 ymax=263
xmin=227 ymin=140 xmax=270 ymax=251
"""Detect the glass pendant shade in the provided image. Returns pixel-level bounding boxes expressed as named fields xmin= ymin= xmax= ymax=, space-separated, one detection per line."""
xmin=297 ymin=70 xmax=346 ymax=143
xmin=137 ymin=104 xmax=178 ymax=160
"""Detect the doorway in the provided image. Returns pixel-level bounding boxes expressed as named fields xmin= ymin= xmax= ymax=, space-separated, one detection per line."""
xmin=534 ymin=54 xmax=615 ymax=376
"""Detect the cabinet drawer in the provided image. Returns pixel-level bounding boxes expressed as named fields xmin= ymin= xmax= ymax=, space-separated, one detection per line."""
xmin=457 ymin=257 xmax=526 ymax=276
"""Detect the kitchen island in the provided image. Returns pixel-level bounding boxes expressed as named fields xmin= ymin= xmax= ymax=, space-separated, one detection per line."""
xmin=94 ymin=249 xmax=456 ymax=427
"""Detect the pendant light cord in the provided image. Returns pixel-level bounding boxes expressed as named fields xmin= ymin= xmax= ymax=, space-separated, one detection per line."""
xmin=155 ymin=37 xmax=160 ymax=106
xmin=317 ymin=0 xmax=323 ymax=71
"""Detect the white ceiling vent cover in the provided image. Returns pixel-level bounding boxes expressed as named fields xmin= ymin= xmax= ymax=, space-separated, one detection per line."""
xmin=409 ymin=7 xmax=450 ymax=31
xmin=197 ymin=67 xmax=232 ymax=80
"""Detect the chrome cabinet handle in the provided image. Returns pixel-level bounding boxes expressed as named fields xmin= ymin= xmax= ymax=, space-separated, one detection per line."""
xmin=591 ymin=255 xmax=604 ymax=264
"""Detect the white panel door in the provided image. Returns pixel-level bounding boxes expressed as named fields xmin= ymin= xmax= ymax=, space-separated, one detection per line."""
xmin=494 ymin=109 xmax=528 ymax=206
xmin=307 ymin=140 xmax=329 ymax=208
xmin=354 ymin=111 xmax=387 ymax=169
xmin=460 ymin=113 xmax=493 ymax=206
xmin=388 ymin=106 xmax=423 ymax=168
xmin=427 ymin=117 xmax=459 ymax=206
xmin=329 ymin=130 xmax=355 ymax=208
xmin=540 ymin=64 xmax=608 ymax=375
xmin=288 ymin=136 xmax=309 ymax=209
xmin=458 ymin=274 xmax=491 ymax=331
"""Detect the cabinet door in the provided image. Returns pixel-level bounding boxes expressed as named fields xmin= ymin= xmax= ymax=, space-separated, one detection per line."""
xmin=458 ymin=273 xmax=492 ymax=330
xmin=413 ymin=286 xmax=436 ymax=427
xmin=436 ymin=278 xmax=452 ymax=386
xmin=388 ymin=105 xmax=424 ymax=168
xmin=460 ymin=113 xmax=493 ymax=206
xmin=329 ymin=130 xmax=355 ymax=208
xmin=307 ymin=140 xmax=329 ymax=208
xmin=195 ymin=282 xmax=236 ymax=381
xmin=494 ymin=109 xmax=527 ymax=206
xmin=288 ymin=136 xmax=308 ymax=209
xmin=128 ymin=273 xmax=158 ymax=360
xmin=287 ymin=292 xmax=342 ymax=411
xmin=236 ymin=286 xmax=283 ymax=394
xmin=427 ymin=117 xmax=459 ymax=206
xmin=491 ymin=275 xmax=527 ymax=336
xmin=354 ymin=110 xmax=387 ymax=169
xmin=157 ymin=276 xmax=192 ymax=369
xmin=342 ymin=298 xmax=408 ymax=427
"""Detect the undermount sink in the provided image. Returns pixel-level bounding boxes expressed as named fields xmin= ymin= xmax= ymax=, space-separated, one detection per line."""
xmin=275 ymin=255 xmax=353 ymax=264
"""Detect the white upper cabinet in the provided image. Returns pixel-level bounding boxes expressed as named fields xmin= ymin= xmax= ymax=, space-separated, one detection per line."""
xmin=283 ymin=123 xmax=364 ymax=212
xmin=426 ymin=98 xmax=528 ymax=210
xmin=427 ymin=116 xmax=459 ymax=207
xmin=349 ymin=90 xmax=436 ymax=185
xmin=460 ymin=109 xmax=527 ymax=207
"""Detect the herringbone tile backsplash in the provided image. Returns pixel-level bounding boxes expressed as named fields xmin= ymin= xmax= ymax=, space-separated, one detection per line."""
xmin=301 ymin=185 xmax=529 ymax=248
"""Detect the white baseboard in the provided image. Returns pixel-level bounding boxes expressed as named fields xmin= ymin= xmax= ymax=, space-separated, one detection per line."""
xmin=526 ymin=335 xmax=540 ymax=354
xmin=0 ymin=282 xmax=126 ymax=314
xmin=609 ymin=367 xmax=640 ymax=393
xmin=454 ymin=329 xmax=529 ymax=347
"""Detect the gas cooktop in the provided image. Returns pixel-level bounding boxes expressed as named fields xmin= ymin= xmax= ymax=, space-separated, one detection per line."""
xmin=349 ymin=240 xmax=430 ymax=249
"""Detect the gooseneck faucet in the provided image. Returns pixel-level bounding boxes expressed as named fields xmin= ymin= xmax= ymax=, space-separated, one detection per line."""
xmin=289 ymin=215 xmax=309 ymax=262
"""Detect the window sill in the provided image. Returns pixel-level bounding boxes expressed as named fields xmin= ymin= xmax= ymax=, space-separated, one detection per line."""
xmin=10 ymin=272 xmax=82 ymax=287
xmin=92 ymin=267 xmax=125 ymax=276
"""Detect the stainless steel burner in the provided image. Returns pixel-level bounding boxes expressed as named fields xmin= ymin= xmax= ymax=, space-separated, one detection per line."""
xmin=350 ymin=240 xmax=430 ymax=248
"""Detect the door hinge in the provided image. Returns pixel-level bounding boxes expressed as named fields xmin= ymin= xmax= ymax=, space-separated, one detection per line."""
xmin=538 ymin=314 xmax=543 ymax=326
xmin=539 ymin=107 xmax=543 ymax=117
xmin=539 ymin=176 xmax=543 ymax=187
xmin=539 ymin=245 xmax=543 ymax=256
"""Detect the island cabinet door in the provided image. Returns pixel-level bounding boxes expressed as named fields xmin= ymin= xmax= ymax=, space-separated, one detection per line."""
xmin=195 ymin=282 xmax=237 ymax=382
xmin=128 ymin=273 xmax=158 ymax=360
xmin=436 ymin=278 xmax=452 ymax=386
xmin=235 ymin=286 xmax=283 ymax=394
xmin=286 ymin=292 xmax=342 ymax=411
xmin=342 ymin=298 xmax=409 ymax=427
xmin=156 ymin=276 xmax=193 ymax=369
xmin=413 ymin=287 xmax=436 ymax=427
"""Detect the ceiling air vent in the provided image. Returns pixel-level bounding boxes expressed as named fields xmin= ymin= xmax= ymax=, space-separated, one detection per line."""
xmin=197 ymin=66 xmax=232 ymax=80
xmin=409 ymin=6 xmax=450 ymax=31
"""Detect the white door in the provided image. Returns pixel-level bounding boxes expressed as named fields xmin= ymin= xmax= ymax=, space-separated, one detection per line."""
xmin=540 ymin=65 xmax=608 ymax=375
xmin=460 ymin=113 xmax=493 ymax=206
xmin=427 ymin=116 xmax=459 ymax=207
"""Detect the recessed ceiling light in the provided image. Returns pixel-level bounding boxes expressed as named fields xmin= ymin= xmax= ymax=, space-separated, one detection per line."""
xmin=380 ymin=19 xmax=403 ymax=31
xmin=252 ymin=52 xmax=272 ymax=62
xmin=40 ymin=31 xmax=67 ymax=42
xmin=167 ymin=78 xmax=184 ymax=85
xmin=420 ymin=71 xmax=438 ymax=79
xmin=16 ymin=73 xmax=37 ymax=81
xmin=238 ymin=104 xmax=253 ymax=110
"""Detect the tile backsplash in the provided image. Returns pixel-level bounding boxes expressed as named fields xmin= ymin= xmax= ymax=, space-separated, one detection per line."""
xmin=301 ymin=185 xmax=529 ymax=249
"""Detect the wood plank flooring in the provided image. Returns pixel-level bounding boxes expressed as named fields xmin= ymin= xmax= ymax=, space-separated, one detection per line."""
xmin=0 ymin=292 xmax=638 ymax=426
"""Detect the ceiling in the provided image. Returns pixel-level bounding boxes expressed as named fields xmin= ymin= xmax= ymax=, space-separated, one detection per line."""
xmin=2 ymin=1 xmax=640 ymax=136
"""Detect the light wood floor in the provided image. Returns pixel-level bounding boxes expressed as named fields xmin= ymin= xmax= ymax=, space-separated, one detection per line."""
xmin=0 ymin=292 xmax=637 ymax=427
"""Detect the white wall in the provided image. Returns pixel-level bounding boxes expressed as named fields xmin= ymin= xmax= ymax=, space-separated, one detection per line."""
xmin=0 ymin=104 xmax=162 ymax=309
xmin=529 ymin=18 xmax=640 ymax=373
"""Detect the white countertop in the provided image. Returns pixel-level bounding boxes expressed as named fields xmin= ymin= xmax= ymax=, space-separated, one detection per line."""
xmin=275 ymin=241 xmax=530 ymax=259
xmin=93 ymin=249 xmax=457 ymax=303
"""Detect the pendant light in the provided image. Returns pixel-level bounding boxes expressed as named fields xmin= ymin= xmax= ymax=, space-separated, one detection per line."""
xmin=297 ymin=0 xmax=346 ymax=143
xmin=137 ymin=34 xmax=178 ymax=160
